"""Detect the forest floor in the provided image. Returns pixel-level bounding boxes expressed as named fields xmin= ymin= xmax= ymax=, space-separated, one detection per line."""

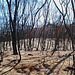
xmin=0 ymin=50 xmax=74 ymax=75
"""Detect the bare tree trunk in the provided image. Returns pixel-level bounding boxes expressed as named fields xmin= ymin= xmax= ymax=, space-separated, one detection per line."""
xmin=36 ymin=31 xmax=41 ymax=51
xmin=17 ymin=29 xmax=21 ymax=62
xmin=24 ymin=39 xmax=26 ymax=51
xmin=12 ymin=37 xmax=17 ymax=54
xmin=32 ymin=31 xmax=35 ymax=50
xmin=29 ymin=32 xmax=32 ymax=51
xmin=17 ymin=39 xmax=21 ymax=62
xmin=11 ymin=24 xmax=17 ymax=54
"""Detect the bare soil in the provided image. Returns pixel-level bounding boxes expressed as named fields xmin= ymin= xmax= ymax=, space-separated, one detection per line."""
xmin=0 ymin=50 xmax=74 ymax=75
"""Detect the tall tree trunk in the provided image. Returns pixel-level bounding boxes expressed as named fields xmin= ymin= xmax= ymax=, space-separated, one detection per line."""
xmin=12 ymin=27 xmax=18 ymax=55
xmin=29 ymin=31 xmax=32 ymax=51
xmin=17 ymin=37 xmax=21 ymax=62
xmin=24 ymin=39 xmax=26 ymax=51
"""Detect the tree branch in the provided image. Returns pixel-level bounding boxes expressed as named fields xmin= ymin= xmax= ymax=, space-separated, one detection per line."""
xmin=53 ymin=0 xmax=63 ymax=15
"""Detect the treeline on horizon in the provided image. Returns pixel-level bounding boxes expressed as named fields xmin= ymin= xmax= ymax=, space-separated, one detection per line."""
xmin=0 ymin=23 xmax=73 ymax=42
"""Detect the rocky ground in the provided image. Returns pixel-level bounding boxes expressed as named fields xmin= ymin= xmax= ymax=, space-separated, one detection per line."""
xmin=0 ymin=50 xmax=74 ymax=75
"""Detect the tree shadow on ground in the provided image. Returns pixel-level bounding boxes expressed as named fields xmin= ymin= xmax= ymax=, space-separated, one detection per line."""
xmin=1 ymin=59 xmax=20 ymax=75
xmin=47 ymin=51 xmax=73 ymax=75
xmin=1 ymin=59 xmax=40 ymax=75
xmin=14 ymin=63 xmax=40 ymax=75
